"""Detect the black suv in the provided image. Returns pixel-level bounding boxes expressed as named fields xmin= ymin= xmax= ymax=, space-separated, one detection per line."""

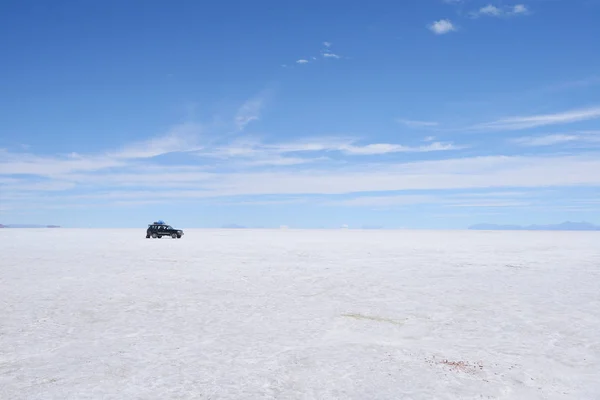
xmin=146 ymin=221 xmax=184 ymax=239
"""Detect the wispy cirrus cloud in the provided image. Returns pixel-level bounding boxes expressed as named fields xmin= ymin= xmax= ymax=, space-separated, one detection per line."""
xmin=108 ymin=122 xmax=204 ymax=159
xmin=0 ymin=91 xmax=272 ymax=178
xmin=510 ymin=131 xmax=600 ymax=146
xmin=397 ymin=119 xmax=439 ymax=128
xmin=191 ymin=154 xmax=600 ymax=197
xmin=428 ymin=19 xmax=457 ymax=35
xmin=0 ymin=122 xmax=205 ymax=177
xmin=196 ymin=137 xmax=465 ymax=164
xmin=3 ymin=86 xmax=600 ymax=218
xmin=472 ymin=106 xmax=600 ymax=131
xmin=0 ymin=150 xmax=125 ymax=176
xmin=234 ymin=94 xmax=267 ymax=132
xmin=5 ymin=153 xmax=600 ymax=211
xmin=339 ymin=142 xmax=462 ymax=155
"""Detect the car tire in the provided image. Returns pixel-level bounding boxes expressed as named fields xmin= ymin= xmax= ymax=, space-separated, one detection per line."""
xmin=171 ymin=233 xmax=177 ymax=238
xmin=152 ymin=233 xmax=158 ymax=238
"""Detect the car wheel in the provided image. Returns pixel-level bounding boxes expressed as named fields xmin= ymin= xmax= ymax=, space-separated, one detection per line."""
xmin=152 ymin=233 xmax=158 ymax=238
xmin=171 ymin=233 xmax=177 ymax=238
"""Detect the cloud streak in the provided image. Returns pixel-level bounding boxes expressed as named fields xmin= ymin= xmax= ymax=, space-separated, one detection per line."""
xmin=109 ymin=122 xmax=203 ymax=159
xmin=511 ymin=131 xmax=600 ymax=146
xmin=196 ymin=137 xmax=465 ymax=163
xmin=339 ymin=142 xmax=462 ymax=155
xmin=473 ymin=106 xmax=600 ymax=131
xmin=3 ymin=90 xmax=600 ymax=217
xmin=4 ymin=153 xmax=600 ymax=209
xmin=398 ymin=119 xmax=439 ymax=128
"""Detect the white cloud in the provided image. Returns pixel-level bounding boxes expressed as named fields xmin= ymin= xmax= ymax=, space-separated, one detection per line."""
xmin=5 ymin=153 xmax=600 ymax=211
xmin=446 ymin=200 xmax=532 ymax=208
xmin=321 ymin=41 xmax=342 ymax=59
xmin=219 ymin=155 xmax=599 ymax=197
xmin=428 ymin=19 xmax=457 ymax=35
xmin=5 ymin=87 xmax=600 ymax=213
xmin=512 ymin=4 xmax=529 ymax=15
xmin=339 ymin=142 xmax=463 ymax=155
xmin=0 ymin=123 xmax=204 ymax=177
xmin=512 ymin=134 xmax=578 ymax=146
xmin=0 ymin=151 xmax=126 ymax=176
xmin=241 ymin=156 xmax=325 ymax=167
xmin=398 ymin=119 xmax=439 ymax=128
xmin=479 ymin=5 xmax=502 ymax=16
xmin=511 ymin=132 xmax=600 ymax=146
xmin=0 ymin=93 xmax=271 ymax=177
xmin=61 ymin=169 xmax=214 ymax=188
xmin=264 ymin=139 xmax=353 ymax=153
xmin=290 ymin=42 xmax=345 ymax=65
xmin=198 ymin=137 xmax=464 ymax=160
xmin=80 ymin=155 xmax=600 ymax=198
xmin=471 ymin=3 xmax=530 ymax=18
xmin=473 ymin=106 xmax=600 ymax=131
xmin=0 ymin=180 xmax=76 ymax=192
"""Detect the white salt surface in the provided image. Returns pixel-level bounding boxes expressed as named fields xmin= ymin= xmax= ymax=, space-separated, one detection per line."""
xmin=1 ymin=229 xmax=599 ymax=399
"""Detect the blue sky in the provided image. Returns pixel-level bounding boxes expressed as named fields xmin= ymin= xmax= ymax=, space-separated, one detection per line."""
xmin=1 ymin=0 xmax=599 ymax=229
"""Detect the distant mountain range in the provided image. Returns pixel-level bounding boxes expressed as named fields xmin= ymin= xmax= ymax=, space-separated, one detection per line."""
xmin=469 ymin=221 xmax=600 ymax=231
xmin=0 ymin=224 xmax=60 ymax=228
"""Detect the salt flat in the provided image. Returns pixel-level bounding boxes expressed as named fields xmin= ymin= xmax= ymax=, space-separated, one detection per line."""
xmin=1 ymin=229 xmax=599 ymax=399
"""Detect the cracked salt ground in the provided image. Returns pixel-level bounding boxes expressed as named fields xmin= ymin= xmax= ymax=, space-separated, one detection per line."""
xmin=1 ymin=228 xmax=599 ymax=399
